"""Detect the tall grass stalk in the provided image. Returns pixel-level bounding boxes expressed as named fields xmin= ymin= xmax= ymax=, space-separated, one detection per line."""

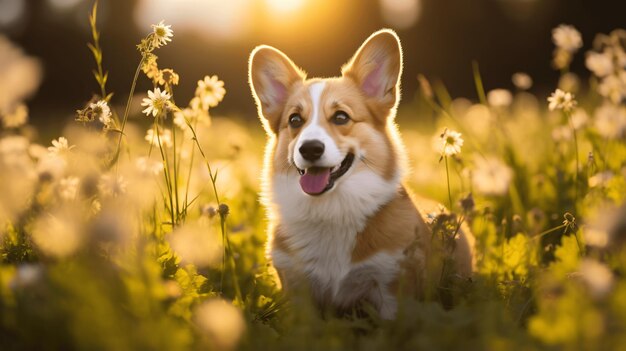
xmin=566 ymin=111 xmax=580 ymax=204
xmin=444 ymin=155 xmax=453 ymax=210
xmin=183 ymin=117 xmax=242 ymax=302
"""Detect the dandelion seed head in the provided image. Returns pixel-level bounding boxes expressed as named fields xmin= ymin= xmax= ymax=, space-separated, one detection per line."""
xmin=194 ymin=299 xmax=245 ymax=351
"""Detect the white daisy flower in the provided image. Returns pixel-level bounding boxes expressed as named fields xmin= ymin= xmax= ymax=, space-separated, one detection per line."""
xmin=98 ymin=174 xmax=128 ymax=197
xmin=570 ymin=108 xmax=589 ymax=130
xmin=487 ymin=89 xmax=513 ymax=108
xmin=597 ymin=72 xmax=626 ymax=104
xmin=195 ymin=75 xmax=226 ymax=108
xmin=135 ymin=156 xmax=164 ymax=176
xmin=552 ymin=24 xmax=583 ymax=53
xmin=58 ymin=176 xmax=80 ymax=201
xmin=89 ymin=100 xmax=112 ymax=127
xmin=151 ymin=20 xmax=173 ymax=48
xmin=588 ymin=171 xmax=614 ymax=188
xmin=48 ymin=137 xmax=75 ymax=154
xmin=472 ymin=156 xmax=513 ymax=196
xmin=169 ymin=224 xmax=222 ymax=268
xmin=1 ymin=103 xmax=28 ymax=128
xmin=594 ymin=103 xmax=626 ymax=139
xmin=145 ymin=128 xmax=173 ymax=148
xmin=434 ymin=128 xmax=464 ymax=157
xmin=586 ymin=51 xmax=614 ymax=77
xmin=173 ymin=108 xmax=192 ymax=131
xmin=547 ymin=89 xmax=577 ymax=112
xmin=551 ymin=125 xmax=573 ymax=142
xmin=511 ymin=72 xmax=533 ymax=90
xmin=141 ymin=87 xmax=171 ymax=117
xmin=579 ymin=259 xmax=614 ymax=299
xmin=32 ymin=214 xmax=81 ymax=258
xmin=193 ymin=299 xmax=245 ymax=351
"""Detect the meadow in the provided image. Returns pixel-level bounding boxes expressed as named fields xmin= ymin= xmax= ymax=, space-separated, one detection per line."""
xmin=1 ymin=4 xmax=626 ymax=350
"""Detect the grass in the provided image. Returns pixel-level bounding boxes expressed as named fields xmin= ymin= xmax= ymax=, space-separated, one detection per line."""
xmin=1 ymin=4 xmax=626 ymax=350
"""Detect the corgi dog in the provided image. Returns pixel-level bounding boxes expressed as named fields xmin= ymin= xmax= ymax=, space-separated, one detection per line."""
xmin=248 ymin=29 xmax=474 ymax=319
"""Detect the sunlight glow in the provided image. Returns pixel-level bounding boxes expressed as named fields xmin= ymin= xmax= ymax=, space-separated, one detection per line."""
xmin=379 ymin=0 xmax=421 ymax=29
xmin=135 ymin=0 xmax=253 ymax=40
xmin=265 ymin=0 xmax=306 ymax=14
xmin=0 ymin=0 xmax=25 ymax=27
xmin=48 ymin=0 xmax=83 ymax=9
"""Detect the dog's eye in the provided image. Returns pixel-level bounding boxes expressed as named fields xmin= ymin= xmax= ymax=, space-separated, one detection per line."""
xmin=331 ymin=111 xmax=351 ymax=125
xmin=288 ymin=113 xmax=304 ymax=128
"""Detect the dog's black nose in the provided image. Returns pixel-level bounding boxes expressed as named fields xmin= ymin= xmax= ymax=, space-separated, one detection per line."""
xmin=299 ymin=140 xmax=325 ymax=161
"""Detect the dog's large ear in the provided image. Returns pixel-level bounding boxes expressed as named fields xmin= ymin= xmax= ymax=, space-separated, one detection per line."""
xmin=342 ymin=29 xmax=402 ymax=122
xmin=249 ymin=45 xmax=305 ymax=134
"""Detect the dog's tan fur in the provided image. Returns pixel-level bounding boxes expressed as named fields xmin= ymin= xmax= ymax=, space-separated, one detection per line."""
xmin=249 ymin=29 xmax=475 ymax=319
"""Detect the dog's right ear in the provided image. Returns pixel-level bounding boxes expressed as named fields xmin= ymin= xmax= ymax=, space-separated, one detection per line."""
xmin=249 ymin=45 xmax=305 ymax=134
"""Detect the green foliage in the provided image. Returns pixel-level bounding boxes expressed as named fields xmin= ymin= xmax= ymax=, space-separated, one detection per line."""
xmin=1 ymin=9 xmax=626 ymax=351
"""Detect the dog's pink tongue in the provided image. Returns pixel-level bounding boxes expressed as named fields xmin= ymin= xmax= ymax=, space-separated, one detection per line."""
xmin=299 ymin=168 xmax=330 ymax=195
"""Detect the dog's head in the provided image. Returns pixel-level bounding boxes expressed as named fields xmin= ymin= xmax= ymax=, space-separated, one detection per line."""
xmin=249 ymin=29 xmax=403 ymax=197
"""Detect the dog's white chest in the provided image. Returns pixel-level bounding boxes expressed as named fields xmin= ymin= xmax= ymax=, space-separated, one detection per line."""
xmin=276 ymin=222 xmax=357 ymax=295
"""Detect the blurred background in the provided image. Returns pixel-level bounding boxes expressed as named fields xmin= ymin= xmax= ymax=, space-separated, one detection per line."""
xmin=0 ymin=0 xmax=623 ymax=131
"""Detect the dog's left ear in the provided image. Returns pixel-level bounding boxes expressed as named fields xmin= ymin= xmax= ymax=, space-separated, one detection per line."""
xmin=342 ymin=29 xmax=403 ymax=121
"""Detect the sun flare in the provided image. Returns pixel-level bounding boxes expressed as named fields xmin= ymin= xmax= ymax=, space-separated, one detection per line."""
xmin=265 ymin=0 xmax=307 ymax=14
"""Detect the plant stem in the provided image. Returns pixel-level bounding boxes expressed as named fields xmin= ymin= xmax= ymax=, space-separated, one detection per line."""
xmin=114 ymin=58 xmax=145 ymax=168
xmin=472 ymin=61 xmax=488 ymax=105
xmin=567 ymin=112 xmax=579 ymax=205
xmin=533 ymin=223 xmax=567 ymax=240
xmin=445 ymin=155 xmax=453 ymax=210
xmin=155 ymin=120 xmax=176 ymax=227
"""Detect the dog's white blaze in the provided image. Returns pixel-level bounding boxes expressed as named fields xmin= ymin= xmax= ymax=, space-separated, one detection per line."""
xmin=293 ymin=82 xmax=343 ymax=169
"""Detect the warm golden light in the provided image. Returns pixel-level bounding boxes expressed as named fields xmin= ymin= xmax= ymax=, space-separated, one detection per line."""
xmin=265 ymin=0 xmax=307 ymax=14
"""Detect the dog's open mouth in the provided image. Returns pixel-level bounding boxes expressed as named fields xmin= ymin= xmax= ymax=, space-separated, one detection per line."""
xmin=296 ymin=153 xmax=354 ymax=196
